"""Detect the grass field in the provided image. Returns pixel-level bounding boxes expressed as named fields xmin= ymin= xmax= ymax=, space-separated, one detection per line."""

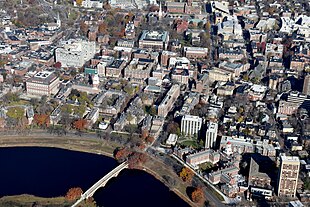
xmin=0 ymin=194 xmax=72 ymax=207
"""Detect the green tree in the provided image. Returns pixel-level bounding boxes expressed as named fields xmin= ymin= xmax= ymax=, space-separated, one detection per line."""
xmin=3 ymin=92 xmax=20 ymax=104
xmin=61 ymin=104 xmax=74 ymax=114
xmin=74 ymin=105 xmax=86 ymax=118
xmin=304 ymin=178 xmax=310 ymax=190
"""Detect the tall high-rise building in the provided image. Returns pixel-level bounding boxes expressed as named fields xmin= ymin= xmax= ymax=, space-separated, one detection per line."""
xmin=303 ymin=75 xmax=310 ymax=95
xmin=277 ymin=155 xmax=300 ymax=198
xmin=205 ymin=121 xmax=218 ymax=149
xmin=181 ymin=115 xmax=202 ymax=136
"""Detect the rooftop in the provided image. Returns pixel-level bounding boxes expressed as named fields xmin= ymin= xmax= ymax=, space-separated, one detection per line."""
xmin=140 ymin=30 xmax=168 ymax=42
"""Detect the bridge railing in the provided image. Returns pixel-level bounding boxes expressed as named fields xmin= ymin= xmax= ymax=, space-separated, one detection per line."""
xmin=83 ymin=161 xmax=128 ymax=197
xmin=71 ymin=161 xmax=128 ymax=207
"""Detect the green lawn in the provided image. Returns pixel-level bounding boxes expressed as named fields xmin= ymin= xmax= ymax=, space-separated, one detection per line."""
xmin=0 ymin=194 xmax=72 ymax=207
xmin=198 ymin=162 xmax=214 ymax=171
xmin=7 ymin=100 xmax=29 ymax=106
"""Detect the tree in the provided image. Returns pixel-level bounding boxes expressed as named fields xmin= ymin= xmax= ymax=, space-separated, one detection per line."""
xmin=128 ymin=152 xmax=147 ymax=169
xmin=103 ymin=3 xmax=111 ymax=10
xmin=127 ymin=112 xmax=134 ymax=123
xmin=114 ymin=147 xmax=132 ymax=161
xmin=85 ymin=197 xmax=96 ymax=207
xmin=65 ymin=187 xmax=83 ymax=201
xmin=149 ymin=5 xmax=159 ymax=12
xmin=149 ymin=106 xmax=157 ymax=116
xmin=205 ymin=21 xmax=211 ymax=33
xmin=80 ymin=21 xmax=89 ymax=35
xmin=54 ymin=62 xmax=62 ymax=69
xmin=191 ymin=187 xmax=205 ymax=203
xmin=141 ymin=129 xmax=149 ymax=140
xmin=75 ymin=0 xmax=83 ymax=6
xmin=34 ymin=114 xmax=50 ymax=127
xmin=198 ymin=21 xmax=204 ymax=29
xmin=242 ymin=74 xmax=249 ymax=81
xmin=98 ymin=22 xmax=108 ymax=35
xmin=145 ymin=136 xmax=154 ymax=144
xmin=3 ymin=92 xmax=20 ymax=104
xmin=73 ymin=119 xmax=87 ymax=131
xmin=74 ymin=105 xmax=86 ymax=118
xmin=179 ymin=167 xmax=194 ymax=182
xmin=304 ymin=178 xmax=310 ymax=190
xmin=167 ymin=122 xmax=180 ymax=135
xmin=61 ymin=104 xmax=74 ymax=114
xmin=124 ymin=84 xmax=135 ymax=95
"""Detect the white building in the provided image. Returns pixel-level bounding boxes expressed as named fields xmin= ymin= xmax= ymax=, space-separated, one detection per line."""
xmin=166 ymin=134 xmax=178 ymax=146
xmin=277 ymin=155 xmax=300 ymax=197
xmin=205 ymin=121 xmax=218 ymax=149
xmin=181 ymin=115 xmax=202 ymax=137
xmin=81 ymin=0 xmax=103 ymax=8
xmin=55 ymin=39 xmax=96 ymax=67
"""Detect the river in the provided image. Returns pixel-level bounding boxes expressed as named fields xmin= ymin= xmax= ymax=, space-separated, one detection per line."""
xmin=0 ymin=147 xmax=189 ymax=207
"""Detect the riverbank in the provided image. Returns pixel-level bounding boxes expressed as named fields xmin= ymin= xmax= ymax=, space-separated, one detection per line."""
xmin=0 ymin=134 xmax=117 ymax=158
xmin=0 ymin=135 xmax=200 ymax=207
xmin=0 ymin=194 xmax=72 ymax=207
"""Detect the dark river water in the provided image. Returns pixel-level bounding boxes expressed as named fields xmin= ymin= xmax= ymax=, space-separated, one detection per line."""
xmin=0 ymin=147 xmax=189 ymax=207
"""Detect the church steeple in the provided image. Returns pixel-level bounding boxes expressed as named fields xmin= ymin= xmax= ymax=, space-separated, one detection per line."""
xmin=158 ymin=1 xmax=163 ymax=20
xmin=56 ymin=12 xmax=61 ymax=28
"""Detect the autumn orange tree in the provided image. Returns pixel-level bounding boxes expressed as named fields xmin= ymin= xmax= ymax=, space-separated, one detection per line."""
xmin=114 ymin=147 xmax=132 ymax=162
xmin=80 ymin=21 xmax=89 ymax=35
xmin=179 ymin=167 xmax=194 ymax=182
xmin=128 ymin=152 xmax=147 ymax=169
xmin=145 ymin=136 xmax=154 ymax=144
xmin=34 ymin=114 xmax=50 ymax=127
xmin=190 ymin=187 xmax=205 ymax=203
xmin=75 ymin=0 xmax=83 ymax=6
xmin=98 ymin=22 xmax=108 ymax=35
xmin=141 ymin=129 xmax=149 ymax=140
xmin=73 ymin=119 xmax=87 ymax=131
xmin=65 ymin=187 xmax=83 ymax=201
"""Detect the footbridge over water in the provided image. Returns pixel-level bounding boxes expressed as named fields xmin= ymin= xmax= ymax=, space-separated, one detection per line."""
xmin=72 ymin=161 xmax=128 ymax=207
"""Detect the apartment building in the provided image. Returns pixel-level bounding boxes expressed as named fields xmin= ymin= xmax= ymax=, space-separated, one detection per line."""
xmin=205 ymin=121 xmax=218 ymax=149
xmin=277 ymin=155 xmax=300 ymax=198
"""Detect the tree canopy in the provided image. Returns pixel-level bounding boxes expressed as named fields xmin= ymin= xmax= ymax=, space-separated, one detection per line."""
xmin=179 ymin=167 xmax=194 ymax=183
xmin=65 ymin=187 xmax=83 ymax=201
xmin=190 ymin=187 xmax=205 ymax=203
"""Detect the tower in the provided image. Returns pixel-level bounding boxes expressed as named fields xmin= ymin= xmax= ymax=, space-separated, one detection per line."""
xmin=277 ymin=155 xmax=300 ymax=198
xmin=158 ymin=1 xmax=163 ymax=20
xmin=92 ymin=74 xmax=100 ymax=88
xmin=56 ymin=12 xmax=61 ymax=28
xmin=303 ymin=74 xmax=310 ymax=95
xmin=205 ymin=121 xmax=218 ymax=149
